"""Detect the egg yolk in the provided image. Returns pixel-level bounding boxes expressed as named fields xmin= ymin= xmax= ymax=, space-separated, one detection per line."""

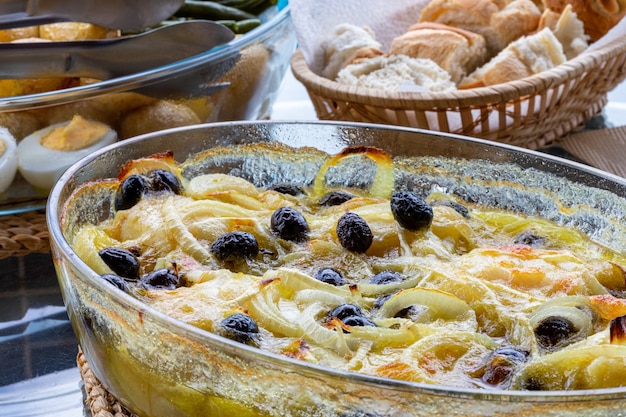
xmin=40 ymin=115 xmax=110 ymax=151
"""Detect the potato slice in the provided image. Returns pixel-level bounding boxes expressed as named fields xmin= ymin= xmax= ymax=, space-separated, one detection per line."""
xmin=39 ymin=22 xmax=119 ymax=41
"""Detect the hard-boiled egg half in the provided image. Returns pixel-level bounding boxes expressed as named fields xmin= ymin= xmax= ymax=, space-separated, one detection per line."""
xmin=17 ymin=115 xmax=117 ymax=191
xmin=0 ymin=126 xmax=18 ymax=193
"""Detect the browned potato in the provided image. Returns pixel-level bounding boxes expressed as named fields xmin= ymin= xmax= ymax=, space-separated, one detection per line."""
xmin=120 ymin=100 xmax=202 ymax=139
xmin=212 ymin=43 xmax=270 ymax=120
xmin=0 ymin=111 xmax=44 ymax=140
xmin=36 ymin=92 xmax=156 ymax=132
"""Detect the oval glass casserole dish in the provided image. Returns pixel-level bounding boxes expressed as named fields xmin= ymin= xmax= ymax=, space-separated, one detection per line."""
xmin=47 ymin=121 xmax=626 ymax=417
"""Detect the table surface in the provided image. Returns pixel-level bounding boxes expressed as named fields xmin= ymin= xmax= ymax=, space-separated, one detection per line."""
xmin=1 ymin=69 xmax=625 ymax=417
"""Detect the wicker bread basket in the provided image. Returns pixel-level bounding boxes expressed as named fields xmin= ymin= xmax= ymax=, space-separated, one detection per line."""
xmin=291 ymin=35 xmax=626 ymax=150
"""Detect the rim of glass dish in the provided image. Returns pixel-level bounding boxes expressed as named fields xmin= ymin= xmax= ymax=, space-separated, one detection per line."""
xmin=46 ymin=120 xmax=626 ymax=404
xmin=0 ymin=3 xmax=290 ymax=111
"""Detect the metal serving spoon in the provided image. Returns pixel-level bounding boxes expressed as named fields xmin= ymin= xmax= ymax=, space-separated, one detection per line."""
xmin=0 ymin=20 xmax=237 ymax=101
xmin=0 ymin=20 xmax=235 ymax=79
xmin=0 ymin=0 xmax=186 ymax=31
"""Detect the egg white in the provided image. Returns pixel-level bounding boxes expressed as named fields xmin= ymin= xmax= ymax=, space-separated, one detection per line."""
xmin=0 ymin=127 xmax=18 ymax=194
xmin=17 ymin=119 xmax=117 ymax=191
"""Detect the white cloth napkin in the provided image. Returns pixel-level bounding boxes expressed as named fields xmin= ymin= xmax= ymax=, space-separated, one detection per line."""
xmin=289 ymin=0 xmax=430 ymax=74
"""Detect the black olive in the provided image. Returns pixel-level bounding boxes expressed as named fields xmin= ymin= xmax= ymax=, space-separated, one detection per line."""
xmin=268 ymin=182 xmax=305 ymax=196
xmin=139 ymin=268 xmax=179 ymax=290
xmin=514 ymin=231 xmax=545 ymax=248
xmin=369 ymin=270 xmax=403 ymax=285
xmin=394 ymin=305 xmax=427 ymax=320
xmin=373 ymin=293 xmax=394 ymax=309
xmin=342 ymin=316 xmax=376 ymax=327
xmin=327 ymin=304 xmax=376 ymax=330
xmin=219 ymin=313 xmax=260 ymax=346
xmin=493 ymin=346 xmax=530 ymax=363
xmin=149 ymin=169 xmax=182 ymax=194
xmin=100 ymin=273 xmax=130 ymax=292
xmin=270 ymin=207 xmax=309 ymax=242
xmin=431 ymin=200 xmax=470 ymax=218
xmin=390 ymin=191 xmax=433 ymax=231
xmin=210 ymin=231 xmax=259 ymax=261
xmin=328 ymin=304 xmax=365 ymax=321
xmin=315 ymin=267 xmax=348 ymax=286
xmin=98 ymin=247 xmax=140 ymax=279
xmin=481 ymin=347 xmax=530 ymax=386
xmin=336 ymin=212 xmax=373 ymax=253
xmin=319 ymin=190 xmax=354 ymax=206
xmin=114 ymin=174 xmax=149 ymax=211
xmin=534 ymin=316 xmax=577 ymax=349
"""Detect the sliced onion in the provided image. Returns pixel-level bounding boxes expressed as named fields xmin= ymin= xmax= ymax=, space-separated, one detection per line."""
xmin=346 ymin=324 xmax=418 ymax=348
xmin=345 ymin=339 xmax=374 ymax=370
xmin=180 ymin=198 xmax=256 ymax=220
xmin=294 ymin=288 xmax=347 ymax=306
xmin=186 ymin=173 xmax=259 ymax=199
xmin=512 ymin=345 xmax=626 ymax=390
xmin=273 ymin=268 xmax=353 ymax=298
xmin=299 ymin=303 xmax=350 ymax=355
xmin=528 ymin=296 xmax=595 ymax=352
xmin=375 ymin=287 xmax=471 ymax=321
xmin=162 ymin=197 xmax=211 ymax=262
xmin=245 ymin=282 xmax=302 ymax=338
xmin=72 ymin=224 xmax=121 ymax=275
xmin=358 ymin=273 xmax=424 ymax=297
xmin=396 ymin=331 xmax=498 ymax=387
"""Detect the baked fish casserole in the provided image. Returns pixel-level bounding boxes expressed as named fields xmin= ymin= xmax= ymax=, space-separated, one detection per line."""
xmin=65 ymin=142 xmax=626 ymax=394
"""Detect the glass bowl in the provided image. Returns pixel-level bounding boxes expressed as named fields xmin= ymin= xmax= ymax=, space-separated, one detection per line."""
xmin=0 ymin=2 xmax=295 ymax=214
xmin=47 ymin=121 xmax=626 ymax=417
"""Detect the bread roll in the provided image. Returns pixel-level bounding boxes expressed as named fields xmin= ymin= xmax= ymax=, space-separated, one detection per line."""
xmin=419 ymin=0 xmax=542 ymax=56
xmin=336 ymin=54 xmax=456 ymax=92
xmin=390 ymin=22 xmax=488 ymax=84
xmin=538 ymin=4 xmax=589 ymax=59
xmin=459 ymin=27 xmax=566 ymax=88
xmin=543 ymin=0 xmax=626 ymax=42
xmin=322 ymin=24 xmax=384 ymax=80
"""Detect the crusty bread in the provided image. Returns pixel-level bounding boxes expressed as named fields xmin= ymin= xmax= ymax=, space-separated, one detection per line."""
xmin=543 ymin=0 xmax=626 ymax=42
xmin=389 ymin=22 xmax=489 ymax=84
xmin=321 ymin=24 xmax=384 ymax=80
xmin=459 ymin=27 xmax=566 ymax=88
xmin=336 ymin=54 xmax=456 ymax=92
xmin=538 ymin=4 xmax=589 ymax=59
xmin=419 ymin=0 xmax=542 ymax=56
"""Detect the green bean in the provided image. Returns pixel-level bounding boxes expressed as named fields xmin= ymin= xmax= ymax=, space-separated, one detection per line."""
xmin=211 ymin=0 xmax=268 ymax=12
xmin=245 ymin=0 xmax=278 ymax=14
xmin=174 ymin=0 xmax=257 ymax=21
xmin=215 ymin=18 xmax=262 ymax=34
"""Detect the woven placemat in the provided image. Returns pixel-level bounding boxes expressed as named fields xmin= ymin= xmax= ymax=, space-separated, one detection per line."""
xmin=0 ymin=210 xmax=50 ymax=259
xmin=77 ymin=348 xmax=138 ymax=417
xmin=559 ymin=126 xmax=626 ymax=178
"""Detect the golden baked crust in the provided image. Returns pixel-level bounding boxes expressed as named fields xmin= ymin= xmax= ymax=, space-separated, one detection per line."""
xmin=390 ymin=22 xmax=489 ymax=84
xmin=543 ymin=0 xmax=626 ymax=41
xmin=419 ymin=0 xmax=542 ymax=56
